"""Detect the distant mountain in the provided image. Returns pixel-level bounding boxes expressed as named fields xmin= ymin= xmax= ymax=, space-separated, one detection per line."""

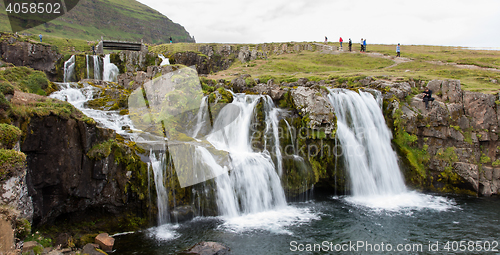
xmin=0 ymin=0 xmax=194 ymax=44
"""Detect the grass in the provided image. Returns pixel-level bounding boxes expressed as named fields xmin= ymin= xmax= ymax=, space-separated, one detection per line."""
xmin=200 ymin=43 xmax=500 ymax=94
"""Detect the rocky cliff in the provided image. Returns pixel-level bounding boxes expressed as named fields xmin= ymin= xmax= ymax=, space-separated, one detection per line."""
xmin=3 ymin=91 xmax=152 ymax=231
xmin=0 ymin=33 xmax=61 ymax=80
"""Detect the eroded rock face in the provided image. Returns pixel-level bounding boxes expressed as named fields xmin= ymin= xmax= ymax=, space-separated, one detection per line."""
xmin=21 ymin=115 xmax=141 ymax=226
xmin=290 ymin=86 xmax=335 ymax=134
xmin=0 ymin=35 xmax=61 ymax=79
xmin=386 ymin=79 xmax=500 ymax=196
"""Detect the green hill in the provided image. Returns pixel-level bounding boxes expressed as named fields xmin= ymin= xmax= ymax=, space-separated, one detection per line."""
xmin=0 ymin=0 xmax=194 ymax=44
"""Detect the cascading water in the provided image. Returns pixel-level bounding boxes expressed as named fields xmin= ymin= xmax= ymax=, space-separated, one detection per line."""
xmin=206 ymin=94 xmax=287 ymax=216
xmin=50 ymin=82 xmax=135 ymax=136
xmin=328 ymin=88 xmax=406 ymax=196
xmin=103 ymin=54 xmax=119 ymax=82
xmin=86 ymin=55 xmax=89 ymax=79
xmin=93 ymin=55 xmax=102 ymax=80
xmin=63 ymin=55 xmax=75 ymax=83
xmin=327 ymin=88 xmax=453 ymax=210
xmin=159 ymin=54 xmax=170 ymax=66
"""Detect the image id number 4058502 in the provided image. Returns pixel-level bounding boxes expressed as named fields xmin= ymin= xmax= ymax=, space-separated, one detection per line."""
xmin=5 ymin=2 xmax=61 ymax=14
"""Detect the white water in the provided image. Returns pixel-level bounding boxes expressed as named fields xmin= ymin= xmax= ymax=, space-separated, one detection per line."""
xmin=50 ymin=82 xmax=135 ymax=137
xmin=149 ymin=150 xmax=170 ymax=225
xmin=93 ymin=55 xmax=101 ymax=80
xmin=207 ymin=95 xmax=286 ymax=215
xmin=103 ymin=54 xmax=119 ymax=82
xmin=63 ymin=55 xmax=75 ymax=83
xmin=159 ymin=54 xmax=170 ymax=66
xmin=86 ymin=55 xmax=89 ymax=79
xmin=191 ymin=96 xmax=209 ymax=138
xmin=328 ymin=88 xmax=454 ymax=211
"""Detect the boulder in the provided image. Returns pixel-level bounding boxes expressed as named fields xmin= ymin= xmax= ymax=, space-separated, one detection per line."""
xmin=0 ymin=216 xmax=14 ymax=254
xmin=82 ymin=243 xmax=106 ymax=255
xmin=22 ymin=241 xmax=43 ymax=253
xmin=182 ymin=241 xmax=230 ymax=255
xmin=170 ymin=205 xmax=195 ymax=223
xmin=290 ymin=86 xmax=335 ymax=133
xmin=95 ymin=233 xmax=115 ymax=252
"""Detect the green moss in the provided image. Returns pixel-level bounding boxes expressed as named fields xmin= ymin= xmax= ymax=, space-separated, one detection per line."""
xmin=0 ymin=149 xmax=26 ymax=180
xmin=15 ymin=218 xmax=31 ymax=240
xmin=0 ymin=92 xmax=10 ymax=111
xmin=492 ymin=159 xmax=500 ymax=167
xmin=0 ymin=81 xmax=15 ymax=95
xmin=480 ymin=152 xmax=491 ymax=164
xmin=0 ymin=66 xmax=52 ymax=95
xmin=24 ymin=233 xmax=53 ymax=248
xmin=0 ymin=124 xmax=22 ymax=149
xmin=390 ymin=100 xmax=429 ymax=187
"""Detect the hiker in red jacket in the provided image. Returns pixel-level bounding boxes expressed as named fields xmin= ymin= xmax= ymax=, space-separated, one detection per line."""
xmin=339 ymin=37 xmax=343 ymax=49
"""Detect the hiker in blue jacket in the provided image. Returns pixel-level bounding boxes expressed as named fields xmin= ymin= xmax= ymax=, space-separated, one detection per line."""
xmin=396 ymin=43 xmax=400 ymax=57
xmin=363 ymin=39 xmax=367 ymax=52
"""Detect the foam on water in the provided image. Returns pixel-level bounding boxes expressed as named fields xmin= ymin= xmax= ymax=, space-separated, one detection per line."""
xmin=219 ymin=206 xmax=319 ymax=235
xmin=149 ymin=224 xmax=180 ymax=241
xmin=343 ymin=191 xmax=457 ymax=212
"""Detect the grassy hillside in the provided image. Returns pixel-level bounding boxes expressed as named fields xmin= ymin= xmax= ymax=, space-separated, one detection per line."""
xmin=0 ymin=0 xmax=194 ymax=44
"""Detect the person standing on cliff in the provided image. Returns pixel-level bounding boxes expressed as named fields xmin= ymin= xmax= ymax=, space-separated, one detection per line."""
xmin=339 ymin=37 xmax=343 ymax=49
xmin=39 ymin=34 xmax=42 ymax=42
xmin=363 ymin=39 xmax=367 ymax=52
xmin=348 ymin=38 xmax=352 ymax=52
xmin=325 ymin=36 xmax=328 ymax=45
xmin=423 ymin=87 xmax=434 ymax=109
xmin=396 ymin=43 xmax=401 ymax=57
xmin=360 ymin=38 xmax=364 ymax=52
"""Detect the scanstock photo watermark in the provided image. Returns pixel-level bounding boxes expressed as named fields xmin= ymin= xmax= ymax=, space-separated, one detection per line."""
xmin=3 ymin=0 xmax=80 ymax=33
xmin=289 ymin=240 xmax=499 ymax=253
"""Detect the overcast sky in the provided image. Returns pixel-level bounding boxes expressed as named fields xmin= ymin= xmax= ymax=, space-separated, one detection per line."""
xmin=137 ymin=0 xmax=500 ymax=47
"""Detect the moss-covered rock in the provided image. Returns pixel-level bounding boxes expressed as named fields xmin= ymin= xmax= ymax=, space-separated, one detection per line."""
xmin=0 ymin=124 xmax=21 ymax=149
xmin=0 ymin=149 xmax=26 ymax=181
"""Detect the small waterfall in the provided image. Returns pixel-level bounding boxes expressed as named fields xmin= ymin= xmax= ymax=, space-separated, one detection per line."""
xmin=159 ymin=54 xmax=170 ymax=66
xmin=63 ymin=55 xmax=75 ymax=83
xmin=149 ymin=149 xmax=169 ymax=225
xmin=103 ymin=54 xmax=119 ymax=82
xmin=207 ymin=94 xmax=287 ymax=216
xmin=93 ymin=55 xmax=102 ymax=80
xmin=328 ymin=88 xmax=406 ymax=196
xmin=50 ymin=82 xmax=134 ymax=136
xmin=86 ymin=55 xmax=89 ymax=79
xmin=191 ymin=96 xmax=209 ymax=138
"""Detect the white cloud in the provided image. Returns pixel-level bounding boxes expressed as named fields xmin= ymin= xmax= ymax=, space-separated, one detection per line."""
xmin=138 ymin=0 xmax=500 ymax=47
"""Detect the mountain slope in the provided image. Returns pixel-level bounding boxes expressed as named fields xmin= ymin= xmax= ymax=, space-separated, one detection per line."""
xmin=0 ymin=0 xmax=194 ymax=44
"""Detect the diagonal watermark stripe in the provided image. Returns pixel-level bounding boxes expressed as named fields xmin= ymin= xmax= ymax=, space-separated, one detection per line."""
xmin=3 ymin=0 xmax=79 ymax=33
xmin=128 ymin=66 xmax=239 ymax=188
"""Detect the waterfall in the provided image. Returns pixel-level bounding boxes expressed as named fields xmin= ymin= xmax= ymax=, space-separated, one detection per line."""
xmin=93 ymin=55 xmax=101 ymax=80
xmin=159 ymin=54 xmax=170 ymax=66
xmin=86 ymin=55 xmax=89 ymax=79
xmin=149 ymin=149 xmax=170 ymax=225
xmin=327 ymin=88 xmax=406 ymax=196
xmin=207 ymin=94 xmax=287 ymax=216
xmin=103 ymin=54 xmax=119 ymax=82
xmin=63 ymin=55 xmax=75 ymax=83
xmin=191 ymin=96 xmax=209 ymax=138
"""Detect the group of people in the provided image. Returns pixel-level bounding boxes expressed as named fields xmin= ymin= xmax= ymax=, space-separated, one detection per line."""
xmin=360 ymin=38 xmax=367 ymax=52
xmin=325 ymin=36 xmax=402 ymax=57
